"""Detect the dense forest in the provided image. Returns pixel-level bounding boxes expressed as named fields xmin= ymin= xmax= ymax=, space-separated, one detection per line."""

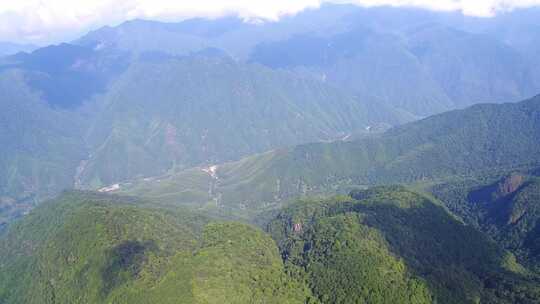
xmin=2 ymin=187 xmax=539 ymax=303
xmin=1 ymin=3 xmax=540 ymax=304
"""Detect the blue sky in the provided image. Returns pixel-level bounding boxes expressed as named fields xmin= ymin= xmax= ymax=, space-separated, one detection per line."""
xmin=1 ymin=0 xmax=540 ymax=44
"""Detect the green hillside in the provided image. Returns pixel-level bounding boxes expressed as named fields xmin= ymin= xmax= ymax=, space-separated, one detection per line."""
xmin=120 ymin=95 xmax=540 ymax=218
xmin=80 ymin=54 xmax=407 ymax=188
xmin=2 ymin=5 xmax=540 ymax=303
xmin=3 ymin=5 xmax=540 ymax=227
xmin=0 ymin=50 xmax=407 ymax=226
xmin=0 ymin=192 xmax=312 ymax=304
xmin=0 ymin=70 xmax=87 ymax=217
xmin=268 ymin=186 xmax=540 ymax=304
xmin=3 ymin=187 xmax=538 ymax=303
xmin=428 ymin=173 xmax=540 ymax=274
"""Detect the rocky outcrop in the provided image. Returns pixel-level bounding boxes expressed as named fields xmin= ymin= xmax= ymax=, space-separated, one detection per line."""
xmin=497 ymin=174 xmax=525 ymax=197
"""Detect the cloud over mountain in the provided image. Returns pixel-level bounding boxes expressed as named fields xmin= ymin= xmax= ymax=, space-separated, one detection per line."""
xmin=1 ymin=0 xmax=540 ymax=44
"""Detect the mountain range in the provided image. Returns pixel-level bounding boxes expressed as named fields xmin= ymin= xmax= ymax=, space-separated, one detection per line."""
xmin=1 ymin=186 xmax=539 ymax=303
xmin=1 ymin=4 xmax=540 ymax=304
xmin=118 ymin=95 xmax=540 ymax=218
xmin=1 ymin=5 xmax=540 ymax=212
xmin=0 ymin=42 xmax=407 ymax=214
xmin=0 ymin=42 xmax=37 ymax=57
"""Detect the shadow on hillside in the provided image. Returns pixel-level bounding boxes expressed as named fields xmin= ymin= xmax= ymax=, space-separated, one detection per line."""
xmin=101 ymin=240 xmax=158 ymax=297
xmin=349 ymin=199 xmax=540 ymax=303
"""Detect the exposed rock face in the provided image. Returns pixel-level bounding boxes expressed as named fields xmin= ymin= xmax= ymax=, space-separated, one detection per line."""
xmin=293 ymin=223 xmax=302 ymax=233
xmin=497 ymin=174 xmax=525 ymax=197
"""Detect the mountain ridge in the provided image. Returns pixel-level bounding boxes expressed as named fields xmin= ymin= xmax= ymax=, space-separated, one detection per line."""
xmin=118 ymin=94 xmax=540 ymax=219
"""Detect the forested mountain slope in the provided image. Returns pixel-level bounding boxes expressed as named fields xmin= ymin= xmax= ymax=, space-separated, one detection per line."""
xmin=0 ymin=192 xmax=314 ymax=304
xmin=268 ymin=186 xmax=540 ymax=304
xmin=0 ymin=70 xmax=87 ymax=224
xmin=3 ymin=187 xmax=538 ymax=303
xmin=79 ymin=54 xmax=406 ymax=188
xmin=2 ymin=4 xmax=540 ymax=227
xmin=1 ymin=4 xmax=540 ymax=304
xmin=429 ymin=173 xmax=540 ymax=274
xmin=121 ymin=95 xmax=540 ymax=218
xmin=0 ymin=45 xmax=406 ymax=224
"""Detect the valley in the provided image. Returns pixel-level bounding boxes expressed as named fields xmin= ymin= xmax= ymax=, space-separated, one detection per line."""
xmin=1 ymin=3 xmax=540 ymax=304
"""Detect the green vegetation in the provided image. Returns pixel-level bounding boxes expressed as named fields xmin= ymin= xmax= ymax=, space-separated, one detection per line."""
xmin=80 ymin=54 xmax=407 ymax=188
xmin=268 ymin=186 xmax=540 ymax=304
xmin=1 ymin=7 xmax=540 ymax=303
xmin=0 ymin=50 xmax=408 ymax=226
xmin=429 ymin=173 xmax=540 ymax=274
xmin=3 ymin=7 xmax=540 ymax=228
xmin=0 ymin=70 xmax=86 ymax=207
xmin=0 ymin=192 xmax=312 ymax=303
xmin=2 ymin=186 xmax=539 ymax=303
xmin=121 ymin=95 xmax=540 ymax=220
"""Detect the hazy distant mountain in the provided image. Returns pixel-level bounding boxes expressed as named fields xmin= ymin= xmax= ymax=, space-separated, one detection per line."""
xmin=2 ymin=3 xmax=540 ymax=224
xmin=0 ymin=43 xmax=131 ymax=217
xmin=0 ymin=42 xmax=37 ymax=56
xmin=406 ymin=24 xmax=537 ymax=107
xmin=0 ymin=45 xmax=407 ymax=219
xmin=250 ymin=23 xmax=538 ymax=116
xmin=0 ymin=70 xmax=86 ymax=204
xmin=3 ymin=43 xmax=130 ymax=108
xmin=74 ymin=5 xmax=540 ymax=117
xmin=249 ymin=27 xmax=454 ymax=116
xmin=79 ymin=53 xmax=407 ymax=188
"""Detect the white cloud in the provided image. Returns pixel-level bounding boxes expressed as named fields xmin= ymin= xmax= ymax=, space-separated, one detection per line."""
xmin=129 ymin=0 xmax=321 ymax=20
xmin=0 ymin=0 xmax=539 ymax=44
xmin=347 ymin=0 xmax=540 ymax=16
